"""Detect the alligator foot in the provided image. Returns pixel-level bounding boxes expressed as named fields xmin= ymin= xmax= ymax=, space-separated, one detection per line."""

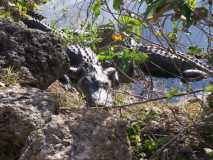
xmin=182 ymin=69 xmax=208 ymax=82
xmin=59 ymin=74 xmax=77 ymax=92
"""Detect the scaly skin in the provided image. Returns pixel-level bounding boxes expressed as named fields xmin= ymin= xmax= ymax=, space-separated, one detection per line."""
xmin=137 ymin=43 xmax=213 ymax=77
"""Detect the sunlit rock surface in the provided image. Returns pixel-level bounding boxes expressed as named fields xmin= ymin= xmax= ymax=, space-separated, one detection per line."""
xmin=0 ymin=85 xmax=132 ymax=160
xmin=0 ymin=85 xmax=57 ymax=160
xmin=19 ymin=111 xmax=132 ymax=160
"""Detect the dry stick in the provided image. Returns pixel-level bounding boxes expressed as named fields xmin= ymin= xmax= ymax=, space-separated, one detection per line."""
xmin=113 ymin=62 xmax=138 ymax=83
xmin=149 ymin=112 xmax=213 ymax=160
xmin=91 ymin=89 xmax=204 ymax=109
xmin=148 ymin=127 xmax=186 ymax=160
xmin=115 ymin=88 xmax=164 ymax=100
xmin=59 ymin=89 xmax=204 ymax=112
xmin=116 ymin=90 xmax=146 ymax=99
xmin=149 ymin=134 xmax=181 ymax=160
xmin=207 ymin=3 xmax=212 ymax=53
xmin=103 ymin=0 xmax=121 ymax=26
xmin=197 ymin=24 xmax=213 ymax=38
xmin=151 ymin=23 xmax=186 ymax=80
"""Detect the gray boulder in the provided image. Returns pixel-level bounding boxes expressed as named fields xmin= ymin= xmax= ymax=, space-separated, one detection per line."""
xmin=0 ymin=85 xmax=57 ymax=160
xmin=0 ymin=85 xmax=132 ymax=160
xmin=0 ymin=20 xmax=70 ymax=89
xmin=19 ymin=111 xmax=132 ymax=160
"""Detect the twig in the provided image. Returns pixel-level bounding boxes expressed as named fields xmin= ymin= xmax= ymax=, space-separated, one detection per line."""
xmin=113 ymin=62 xmax=138 ymax=83
xmin=149 ymin=131 xmax=182 ymax=160
xmin=91 ymin=89 xmax=204 ymax=109
xmin=149 ymin=112 xmax=213 ymax=160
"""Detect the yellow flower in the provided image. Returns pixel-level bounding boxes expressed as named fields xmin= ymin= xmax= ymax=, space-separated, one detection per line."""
xmin=112 ymin=33 xmax=123 ymax=42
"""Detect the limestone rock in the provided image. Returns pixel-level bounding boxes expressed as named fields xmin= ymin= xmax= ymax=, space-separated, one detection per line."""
xmin=0 ymin=85 xmax=57 ymax=160
xmin=19 ymin=110 xmax=132 ymax=160
xmin=0 ymin=20 xmax=70 ymax=89
xmin=0 ymin=85 xmax=132 ymax=160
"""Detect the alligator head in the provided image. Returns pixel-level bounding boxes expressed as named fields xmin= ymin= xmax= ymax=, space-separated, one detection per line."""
xmin=60 ymin=65 xmax=119 ymax=106
xmin=77 ymin=65 xmax=119 ymax=106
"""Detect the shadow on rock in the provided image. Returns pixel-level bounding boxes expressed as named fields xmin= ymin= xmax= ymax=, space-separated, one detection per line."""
xmin=0 ymin=20 xmax=70 ymax=89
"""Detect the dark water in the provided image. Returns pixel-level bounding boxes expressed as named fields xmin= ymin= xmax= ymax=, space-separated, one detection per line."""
xmin=39 ymin=0 xmax=212 ymax=97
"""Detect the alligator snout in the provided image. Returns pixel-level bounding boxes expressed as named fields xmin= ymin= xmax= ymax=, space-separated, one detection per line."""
xmin=77 ymin=66 xmax=119 ymax=107
xmin=77 ymin=76 xmax=113 ymax=106
xmin=88 ymin=88 xmax=114 ymax=106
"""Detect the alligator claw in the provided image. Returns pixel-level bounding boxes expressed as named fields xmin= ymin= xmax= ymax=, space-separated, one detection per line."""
xmin=59 ymin=74 xmax=74 ymax=91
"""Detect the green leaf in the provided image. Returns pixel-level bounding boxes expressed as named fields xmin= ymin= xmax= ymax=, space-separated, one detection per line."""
xmin=144 ymin=137 xmax=159 ymax=152
xmin=91 ymin=0 xmax=101 ymax=17
xmin=113 ymin=0 xmax=123 ymax=11
xmin=0 ymin=10 xmax=11 ymax=19
xmin=131 ymin=51 xmax=149 ymax=63
xmin=42 ymin=0 xmax=49 ymax=3
xmin=120 ymin=15 xmax=141 ymax=26
xmin=97 ymin=55 xmax=113 ymax=61
xmin=180 ymin=1 xmax=194 ymax=27
xmin=187 ymin=46 xmax=202 ymax=55
xmin=172 ymin=20 xmax=178 ymax=33
xmin=186 ymin=0 xmax=197 ymax=11
xmin=15 ymin=0 xmax=28 ymax=16
xmin=165 ymin=87 xmax=178 ymax=99
xmin=132 ymin=25 xmax=142 ymax=37
xmin=117 ymin=49 xmax=149 ymax=64
xmin=31 ymin=2 xmax=39 ymax=9
xmin=155 ymin=31 xmax=162 ymax=37
xmin=119 ymin=16 xmax=142 ymax=36
xmin=205 ymin=84 xmax=213 ymax=93
xmin=168 ymin=32 xmax=177 ymax=43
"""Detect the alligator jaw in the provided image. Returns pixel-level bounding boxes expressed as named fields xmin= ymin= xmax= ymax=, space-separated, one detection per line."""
xmin=89 ymin=88 xmax=113 ymax=107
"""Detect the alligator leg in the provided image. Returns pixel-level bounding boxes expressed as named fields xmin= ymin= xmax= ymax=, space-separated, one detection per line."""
xmin=67 ymin=66 xmax=84 ymax=80
xmin=58 ymin=74 xmax=73 ymax=91
xmin=182 ymin=69 xmax=208 ymax=82
xmin=58 ymin=65 xmax=83 ymax=91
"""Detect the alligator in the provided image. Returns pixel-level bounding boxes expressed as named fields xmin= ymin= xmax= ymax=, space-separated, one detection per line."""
xmin=20 ymin=14 xmax=213 ymax=104
xmin=21 ymin=16 xmax=119 ymax=106
xmin=122 ymin=35 xmax=213 ymax=81
xmin=60 ymin=44 xmax=119 ymax=106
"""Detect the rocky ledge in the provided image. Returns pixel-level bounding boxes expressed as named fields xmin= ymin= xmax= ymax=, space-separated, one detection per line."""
xmin=0 ymin=20 xmax=132 ymax=160
xmin=0 ymin=85 xmax=132 ymax=160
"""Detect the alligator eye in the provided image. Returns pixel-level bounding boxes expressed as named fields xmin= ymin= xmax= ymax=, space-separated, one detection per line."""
xmin=103 ymin=82 xmax=109 ymax=88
